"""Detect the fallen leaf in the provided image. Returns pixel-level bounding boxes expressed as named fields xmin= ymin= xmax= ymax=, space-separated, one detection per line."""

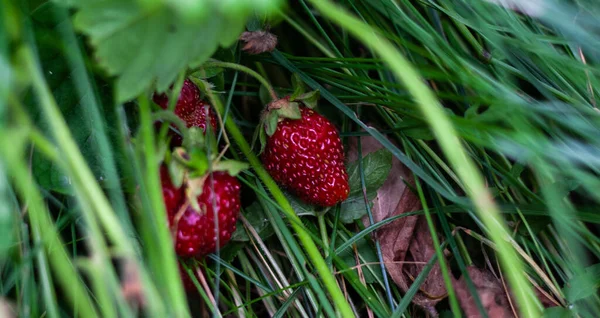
xmin=239 ymin=30 xmax=278 ymax=54
xmin=453 ymin=266 xmax=514 ymax=318
xmin=347 ymin=134 xmax=446 ymax=315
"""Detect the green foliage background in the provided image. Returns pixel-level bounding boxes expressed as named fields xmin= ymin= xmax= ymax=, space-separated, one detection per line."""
xmin=2 ymin=0 xmax=600 ymax=317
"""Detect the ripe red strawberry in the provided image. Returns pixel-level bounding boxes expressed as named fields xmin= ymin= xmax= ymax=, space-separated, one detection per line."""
xmin=261 ymin=103 xmax=349 ymax=206
xmin=160 ymin=166 xmax=241 ymax=258
xmin=153 ymin=79 xmax=217 ymax=146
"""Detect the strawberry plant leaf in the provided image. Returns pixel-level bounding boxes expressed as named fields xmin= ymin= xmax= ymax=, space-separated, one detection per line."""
xmin=285 ymin=192 xmax=318 ymax=217
xmin=563 ymin=263 xmax=600 ymax=302
xmin=339 ymin=148 xmax=392 ymax=222
xmin=542 ymin=307 xmax=572 ymax=318
xmin=339 ymin=192 xmax=376 ymax=223
xmin=60 ymin=0 xmax=282 ymax=102
xmin=346 ymin=148 xmax=393 ymax=198
xmin=231 ymin=202 xmax=274 ymax=241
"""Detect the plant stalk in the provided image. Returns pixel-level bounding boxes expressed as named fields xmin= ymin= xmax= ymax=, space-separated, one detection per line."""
xmin=200 ymin=60 xmax=278 ymax=100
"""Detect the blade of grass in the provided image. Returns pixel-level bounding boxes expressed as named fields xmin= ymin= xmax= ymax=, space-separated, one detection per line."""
xmin=0 ymin=130 xmax=97 ymax=317
xmin=414 ymin=178 xmax=461 ymax=317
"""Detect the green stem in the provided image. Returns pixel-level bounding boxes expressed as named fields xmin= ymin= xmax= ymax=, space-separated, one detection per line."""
xmin=31 ymin=217 xmax=60 ymax=318
xmin=20 ymin=46 xmax=132 ymax=317
xmin=308 ymin=0 xmax=541 ymax=316
xmin=21 ymin=47 xmax=134 ymax=256
xmin=318 ymin=214 xmax=330 ymax=259
xmin=138 ymin=96 xmax=190 ymax=317
xmin=152 ymin=110 xmax=190 ymax=142
xmin=1 ymin=134 xmax=98 ymax=318
xmin=199 ymin=60 xmax=279 ymax=100
xmin=205 ymin=89 xmax=355 ymax=317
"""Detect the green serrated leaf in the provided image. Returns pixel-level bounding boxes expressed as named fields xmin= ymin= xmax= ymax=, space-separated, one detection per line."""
xmin=346 ymin=148 xmax=393 ymax=198
xmin=69 ymin=0 xmax=282 ymax=102
xmin=277 ymin=102 xmax=301 ymax=120
xmin=212 ymin=160 xmax=249 ymax=177
xmin=284 ymin=192 xmax=318 ymax=217
xmin=542 ymin=307 xmax=572 ymax=318
xmin=290 ymin=73 xmax=305 ymax=100
xmin=265 ymin=110 xmax=279 ymax=136
xmin=231 ymin=202 xmax=274 ymax=241
xmin=563 ymin=263 xmax=600 ymax=302
xmin=294 ymin=90 xmax=320 ymax=109
xmin=339 ymin=192 xmax=377 ymax=223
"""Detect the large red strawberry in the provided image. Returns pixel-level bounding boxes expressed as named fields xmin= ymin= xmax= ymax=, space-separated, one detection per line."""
xmin=260 ymin=95 xmax=349 ymax=207
xmin=153 ymin=79 xmax=217 ymax=146
xmin=160 ymin=164 xmax=241 ymax=258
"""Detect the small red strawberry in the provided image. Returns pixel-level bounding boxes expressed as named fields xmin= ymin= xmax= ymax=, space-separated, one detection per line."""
xmin=153 ymin=79 xmax=217 ymax=146
xmin=160 ymin=162 xmax=242 ymax=258
xmin=260 ymin=94 xmax=349 ymax=207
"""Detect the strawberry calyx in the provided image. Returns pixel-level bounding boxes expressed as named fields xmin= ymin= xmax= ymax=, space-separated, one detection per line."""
xmin=254 ymin=88 xmax=321 ymax=154
xmin=166 ymin=147 xmax=248 ymax=214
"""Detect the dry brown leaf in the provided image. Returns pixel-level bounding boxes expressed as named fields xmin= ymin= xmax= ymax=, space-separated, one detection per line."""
xmin=239 ymin=30 xmax=278 ymax=55
xmin=347 ymin=135 xmax=447 ymax=316
xmin=346 ymin=135 xmax=558 ymax=317
xmin=453 ymin=266 xmax=514 ymax=318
